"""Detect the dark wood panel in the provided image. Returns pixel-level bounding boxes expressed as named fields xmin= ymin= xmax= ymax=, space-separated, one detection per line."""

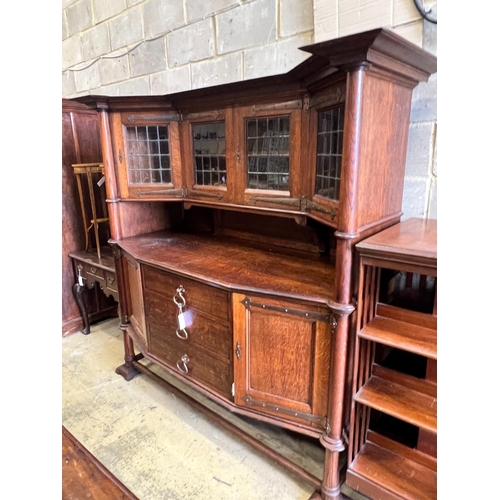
xmin=62 ymin=426 xmax=139 ymax=500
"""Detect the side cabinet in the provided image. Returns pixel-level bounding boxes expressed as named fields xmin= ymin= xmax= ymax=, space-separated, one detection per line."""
xmin=232 ymin=293 xmax=332 ymax=432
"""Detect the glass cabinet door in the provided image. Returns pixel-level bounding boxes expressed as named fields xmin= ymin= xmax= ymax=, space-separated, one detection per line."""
xmin=315 ymin=106 xmax=344 ymax=203
xmin=112 ymin=112 xmax=183 ymax=199
xmin=234 ymin=104 xmax=303 ymax=210
xmin=304 ymin=82 xmax=347 ymax=226
xmin=181 ymin=110 xmax=232 ymax=204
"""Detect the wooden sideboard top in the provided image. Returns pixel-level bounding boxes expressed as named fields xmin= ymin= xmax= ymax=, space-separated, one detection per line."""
xmin=115 ymin=231 xmax=353 ymax=314
xmin=356 ymin=218 xmax=437 ymax=265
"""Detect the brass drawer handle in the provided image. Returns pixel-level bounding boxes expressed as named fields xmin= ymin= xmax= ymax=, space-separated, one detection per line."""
xmin=107 ymin=276 xmax=115 ymax=284
xmin=90 ymin=266 xmax=97 ymax=273
xmin=173 ymin=285 xmax=186 ymax=308
xmin=176 ymin=327 xmax=188 ymax=340
xmin=176 ymin=354 xmax=190 ymax=374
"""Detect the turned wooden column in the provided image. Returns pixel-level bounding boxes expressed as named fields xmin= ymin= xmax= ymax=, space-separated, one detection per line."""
xmin=319 ymin=65 xmax=367 ymax=500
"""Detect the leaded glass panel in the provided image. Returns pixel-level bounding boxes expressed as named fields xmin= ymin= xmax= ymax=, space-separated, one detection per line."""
xmin=192 ymin=122 xmax=226 ymax=187
xmin=315 ymin=106 xmax=345 ymax=201
xmin=126 ymin=125 xmax=171 ymax=184
xmin=246 ymin=116 xmax=290 ymax=191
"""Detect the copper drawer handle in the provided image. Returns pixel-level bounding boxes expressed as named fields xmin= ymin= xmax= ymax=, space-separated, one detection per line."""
xmin=176 ymin=354 xmax=190 ymax=374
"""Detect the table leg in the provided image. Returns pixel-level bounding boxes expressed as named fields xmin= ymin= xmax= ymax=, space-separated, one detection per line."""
xmin=72 ymin=282 xmax=90 ymax=335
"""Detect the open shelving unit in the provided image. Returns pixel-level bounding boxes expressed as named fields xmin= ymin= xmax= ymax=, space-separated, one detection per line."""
xmin=347 ymin=218 xmax=437 ymax=500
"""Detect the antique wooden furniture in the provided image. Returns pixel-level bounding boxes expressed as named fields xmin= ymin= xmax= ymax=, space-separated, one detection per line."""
xmin=347 ymin=218 xmax=437 ymax=499
xmin=69 ymin=248 xmax=118 ymax=335
xmin=63 ymin=99 xmax=110 ymax=336
xmin=69 ymin=158 xmax=118 ymax=335
xmin=72 ymin=28 xmax=437 ymax=500
xmin=71 ymin=162 xmax=110 ymax=259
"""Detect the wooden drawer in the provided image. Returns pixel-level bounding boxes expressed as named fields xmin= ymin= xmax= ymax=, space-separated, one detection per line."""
xmin=143 ymin=265 xmax=231 ymax=324
xmin=149 ymin=319 xmax=232 ymax=398
xmin=145 ymin=288 xmax=232 ymax=362
xmin=85 ymin=263 xmax=105 ymax=279
xmin=104 ymin=270 xmax=118 ymax=294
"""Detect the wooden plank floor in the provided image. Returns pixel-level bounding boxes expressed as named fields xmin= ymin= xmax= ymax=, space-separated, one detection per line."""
xmin=62 ymin=426 xmax=139 ymax=500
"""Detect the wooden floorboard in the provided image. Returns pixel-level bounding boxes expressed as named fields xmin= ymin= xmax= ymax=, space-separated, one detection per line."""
xmin=62 ymin=426 xmax=139 ymax=500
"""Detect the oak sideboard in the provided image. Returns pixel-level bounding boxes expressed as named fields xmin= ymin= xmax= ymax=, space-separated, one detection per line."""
xmin=72 ymin=28 xmax=437 ymax=500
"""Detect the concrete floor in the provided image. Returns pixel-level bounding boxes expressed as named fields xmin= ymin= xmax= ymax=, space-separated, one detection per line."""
xmin=62 ymin=317 xmax=366 ymax=500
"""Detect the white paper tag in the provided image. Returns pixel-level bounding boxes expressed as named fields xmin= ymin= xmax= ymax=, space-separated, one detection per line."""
xmin=97 ymin=176 xmax=105 ymax=187
xmin=178 ymin=312 xmax=186 ymax=330
xmin=78 ymin=275 xmax=84 ymax=286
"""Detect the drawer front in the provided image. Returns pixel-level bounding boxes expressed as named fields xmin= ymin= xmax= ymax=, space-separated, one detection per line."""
xmin=104 ymin=270 xmax=118 ymax=294
xmin=143 ymin=265 xmax=231 ymax=324
xmin=85 ymin=263 xmax=105 ymax=279
xmin=149 ymin=320 xmax=232 ymax=398
xmin=145 ymin=288 xmax=231 ymax=362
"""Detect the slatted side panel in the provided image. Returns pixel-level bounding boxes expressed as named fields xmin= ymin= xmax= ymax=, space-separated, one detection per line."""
xmin=348 ymin=265 xmax=380 ymax=464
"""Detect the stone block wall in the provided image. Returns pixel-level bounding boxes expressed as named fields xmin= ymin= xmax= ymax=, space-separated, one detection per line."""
xmin=62 ymin=0 xmax=437 ymax=220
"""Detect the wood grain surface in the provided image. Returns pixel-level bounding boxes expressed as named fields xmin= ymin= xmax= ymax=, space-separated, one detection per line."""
xmin=62 ymin=426 xmax=138 ymax=500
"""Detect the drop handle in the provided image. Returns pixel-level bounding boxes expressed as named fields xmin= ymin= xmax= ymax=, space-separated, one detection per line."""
xmin=173 ymin=285 xmax=186 ymax=308
xmin=177 ymin=354 xmax=190 ymax=374
xmin=176 ymin=327 xmax=188 ymax=340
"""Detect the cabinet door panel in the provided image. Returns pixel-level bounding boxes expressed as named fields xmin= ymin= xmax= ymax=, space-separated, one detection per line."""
xmin=112 ymin=112 xmax=183 ymax=199
xmin=122 ymin=253 xmax=147 ymax=348
xmin=233 ymin=293 xmax=332 ymax=430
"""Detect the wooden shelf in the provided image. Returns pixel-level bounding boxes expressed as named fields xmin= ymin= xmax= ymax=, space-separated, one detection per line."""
xmin=347 ymin=432 xmax=436 ymax=500
xmin=116 ymin=230 xmax=352 ymax=314
xmin=358 ymin=308 xmax=436 ymax=360
xmin=354 ymin=365 xmax=437 ymax=433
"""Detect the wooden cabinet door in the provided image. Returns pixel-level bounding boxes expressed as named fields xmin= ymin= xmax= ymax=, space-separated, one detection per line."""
xmin=232 ymin=293 xmax=332 ymax=432
xmin=180 ymin=109 xmax=233 ymax=204
xmin=233 ymin=103 xmax=304 ymax=210
xmin=303 ymin=82 xmax=347 ymax=226
xmin=122 ymin=252 xmax=147 ymax=349
xmin=111 ymin=111 xmax=184 ymax=199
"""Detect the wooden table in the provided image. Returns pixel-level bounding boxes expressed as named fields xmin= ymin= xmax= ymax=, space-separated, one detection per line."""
xmin=69 ymin=248 xmax=118 ymax=334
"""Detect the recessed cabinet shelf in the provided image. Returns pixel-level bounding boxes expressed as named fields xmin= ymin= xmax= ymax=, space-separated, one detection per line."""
xmin=359 ymin=309 xmax=437 ymax=360
xmin=349 ymin=432 xmax=437 ymax=500
xmin=354 ymin=365 xmax=437 ymax=433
